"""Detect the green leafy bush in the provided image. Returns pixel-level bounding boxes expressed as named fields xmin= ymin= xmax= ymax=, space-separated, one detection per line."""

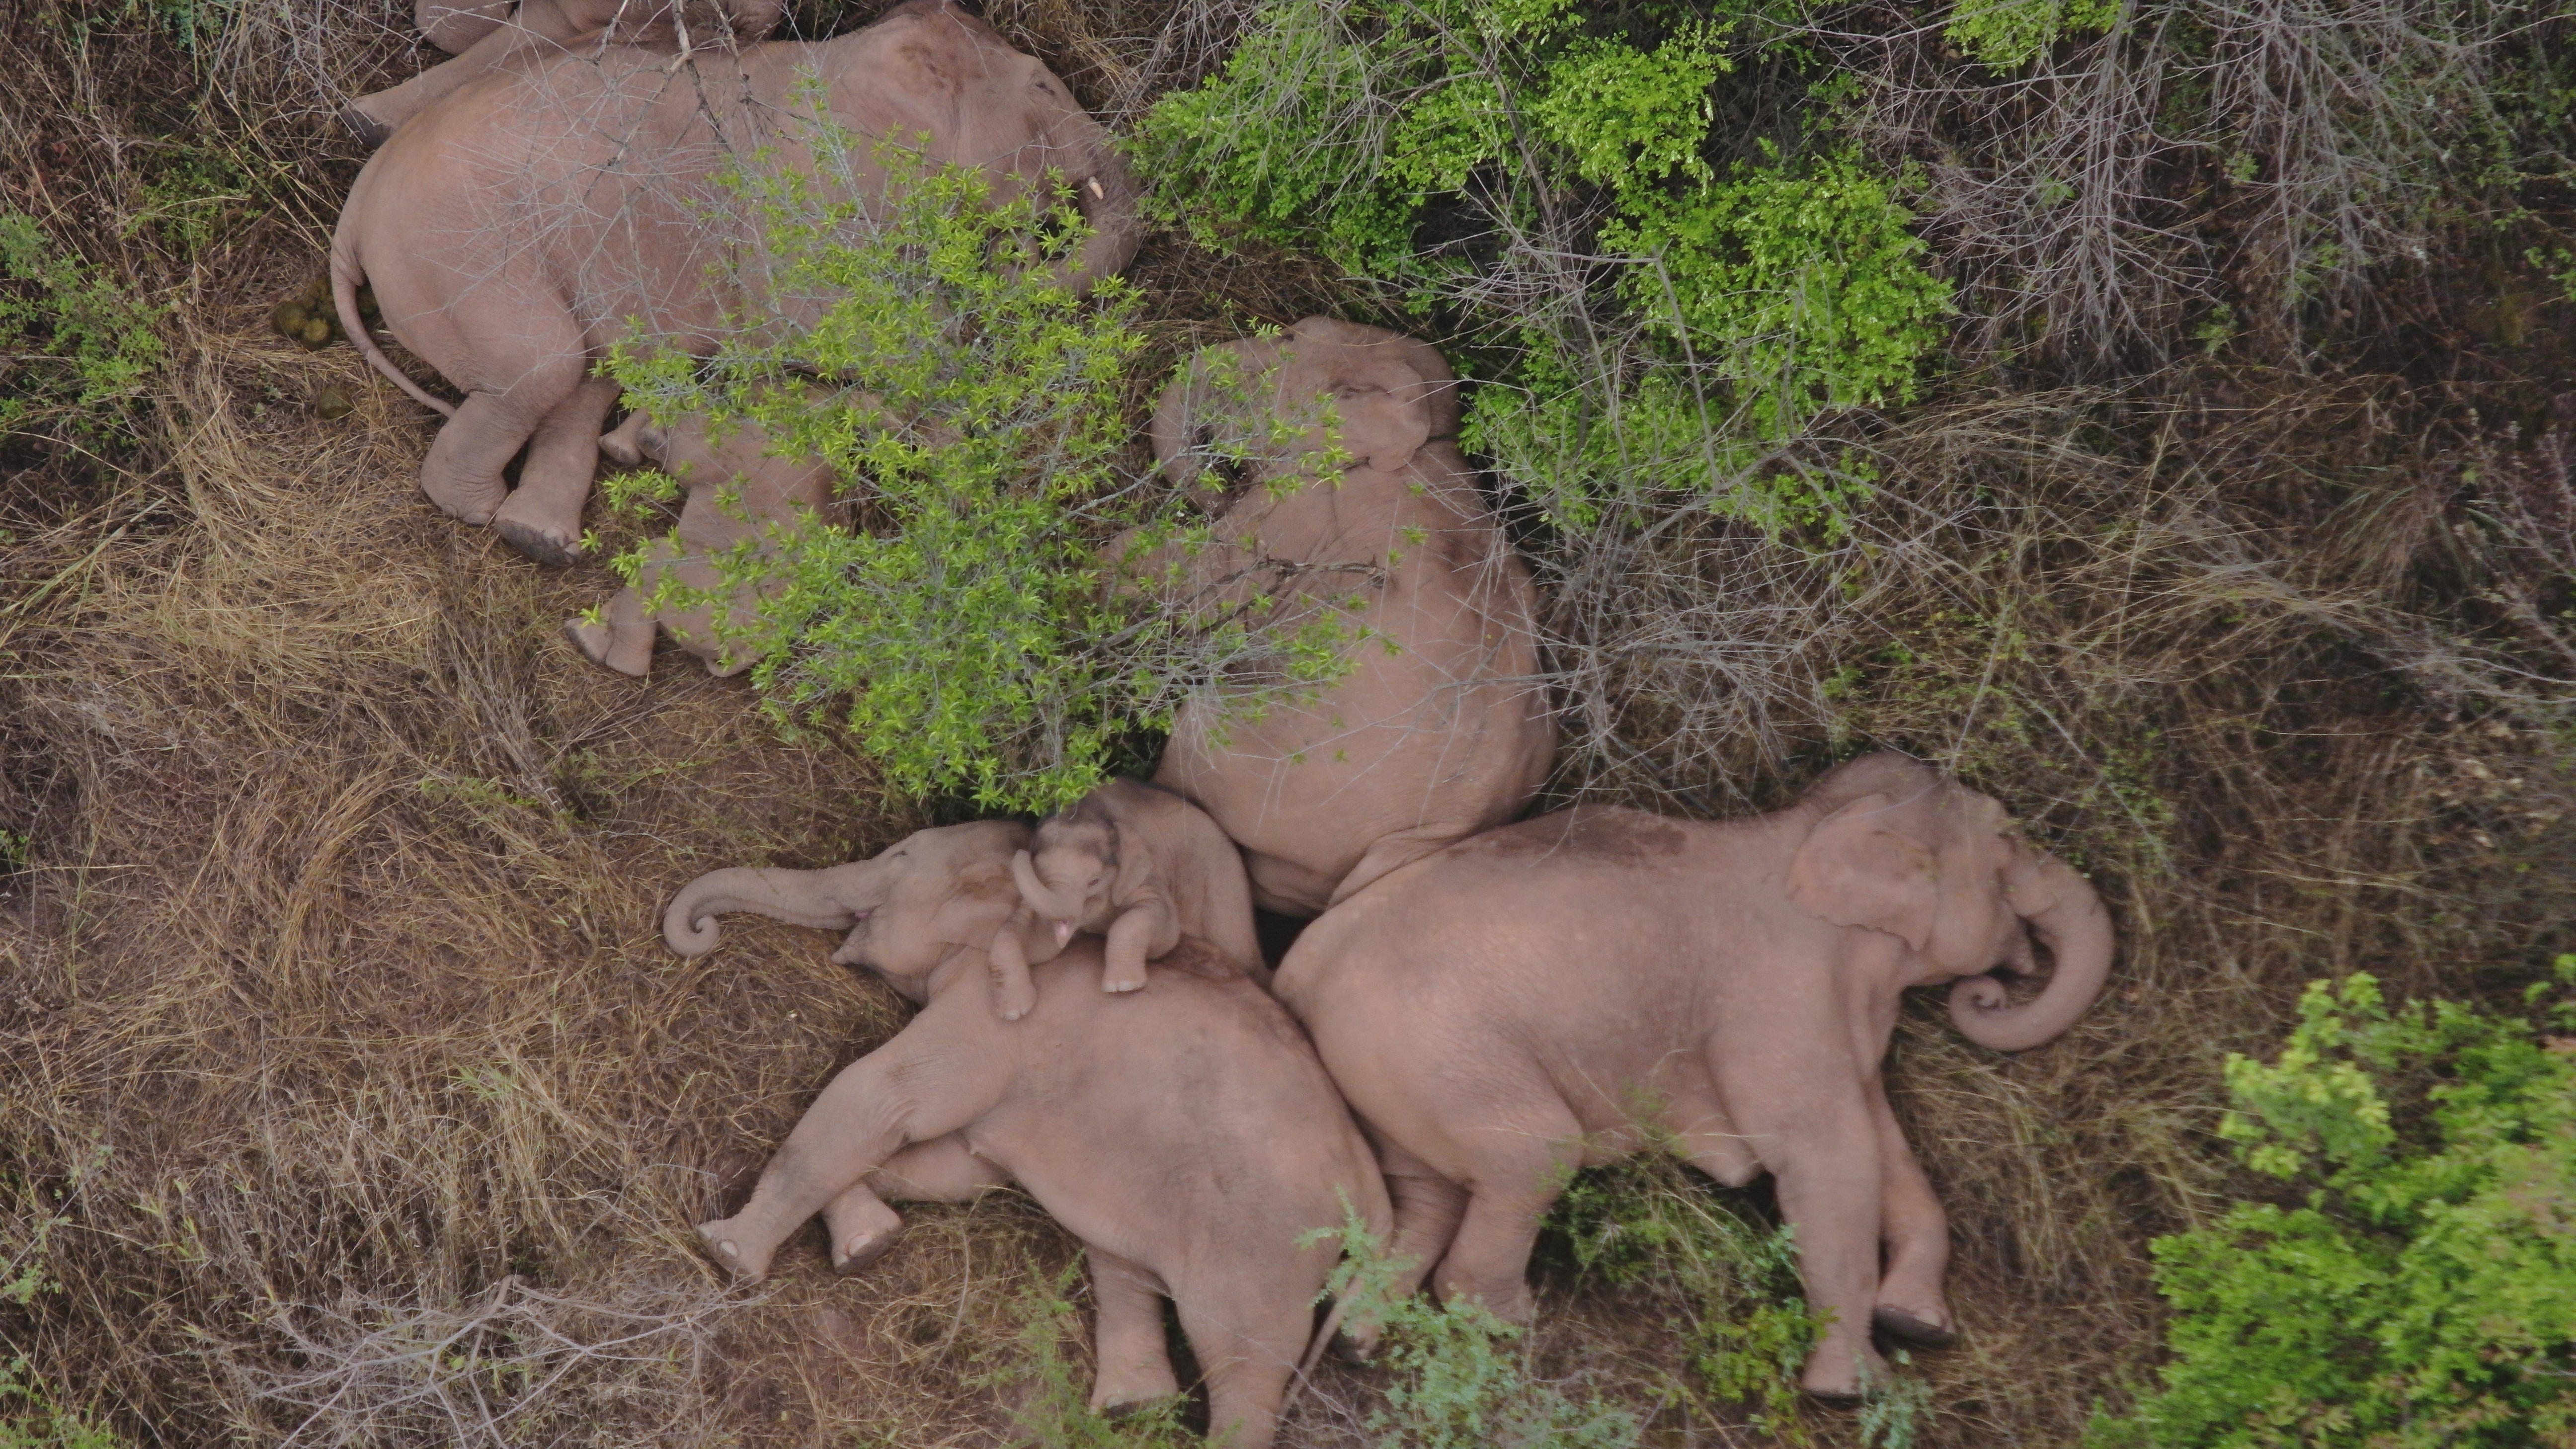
xmin=1548 ymin=1157 xmax=1818 ymax=1431
xmin=1136 ymin=0 xmax=1949 ymax=533
xmin=1942 ymin=0 xmax=2119 ymax=75
xmin=2093 ymin=961 xmax=2576 ymax=1448
xmin=0 ymin=211 xmax=164 ymax=440
xmin=608 ymin=138 xmax=1339 ymax=810
xmin=1312 ymin=1207 xmax=1642 ymax=1449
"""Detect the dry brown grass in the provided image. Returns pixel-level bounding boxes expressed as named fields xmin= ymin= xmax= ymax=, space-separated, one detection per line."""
xmin=3 ymin=1 xmax=2573 ymax=1447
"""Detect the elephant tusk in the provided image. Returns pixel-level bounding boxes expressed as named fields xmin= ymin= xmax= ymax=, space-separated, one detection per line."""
xmin=1086 ymin=176 xmax=1104 ymax=199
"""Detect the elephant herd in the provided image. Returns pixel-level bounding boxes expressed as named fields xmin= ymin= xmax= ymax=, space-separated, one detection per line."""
xmin=326 ymin=3 xmax=2118 ymax=1445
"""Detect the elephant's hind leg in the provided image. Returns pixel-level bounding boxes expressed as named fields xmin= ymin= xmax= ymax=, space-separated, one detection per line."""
xmin=1425 ymin=1113 xmax=1581 ymax=1326
xmin=495 ymin=376 xmax=619 ymax=564
xmin=419 ymin=388 xmax=552 ymax=526
xmin=1087 ymin=1250 xmax=1182 ymax=1414
xmin=1171 ymin=1273 xmax=1306 ymax=1449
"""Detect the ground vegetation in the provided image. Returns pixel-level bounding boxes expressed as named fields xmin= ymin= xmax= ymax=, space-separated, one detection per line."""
xmin=0 ymin=0 xmax=2571 ymax=1445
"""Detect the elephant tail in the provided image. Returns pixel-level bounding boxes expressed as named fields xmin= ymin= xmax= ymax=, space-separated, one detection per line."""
xmin=1282 ymin=1293 xmax=1350 ymax=1414
xmin=332 ymin=236 xmax=456 ymax=420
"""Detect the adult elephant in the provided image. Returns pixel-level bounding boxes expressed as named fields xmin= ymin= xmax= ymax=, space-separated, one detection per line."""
xmin=1137 ymin=319 xmax=1557 ymax=915
xmin=330 ymin=0 xmax=1139 ymax=564
xmin=1272 ymin=752 xmax=2115 ymax=1401
xmin=342 ymin=0 xmax=788 ymax=146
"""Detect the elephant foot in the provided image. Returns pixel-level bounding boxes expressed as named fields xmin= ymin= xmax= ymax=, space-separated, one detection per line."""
xmin=992 ymin=975 xmax=1037 ymax=1022
xmin=830 ymin=1222 xmax=905 ymax=1277
xmin=1099 ymin=966 xmax=1148 ymax=994
xmin=694 ymin=1219 xmax=772 ymax=1283
xmin=1871 ymin=1304 xmax=1959 ymax=1350
xmin=563 ymin=615 xmax=650 ymax=677
xmin=494 ymin=510 xmax=585 ymax=566
xmin=1799 ymin=1342 xmax=1891 ymax=1405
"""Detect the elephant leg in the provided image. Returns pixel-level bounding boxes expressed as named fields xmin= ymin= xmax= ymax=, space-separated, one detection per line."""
xmin=418 ymin=387 xmax=557 ymax=528
xmin=418 ymin=0 xmax=514 ymax=54
xmin=1171 ymin=1273 xmax=1305 ymax=1449
xmin=1426 ymin=1117 xmax=1580 ymax=1325
xmin=1734 ymin=1082 xmax=1888 ymax=1401
xmin=564 ymin=585 xmax=655 ymax=677
xmin=1866 ymin=1082 xmax=1956 ymax=1349
xmin=494 ymin=375 xmax=619 ymax=564
xmin=1087 ymin=1249 xmax=1181 ymax=1414
xmin=986 ymin=924 xmax=1038 ymax=1021
xmin=1332 ymin=1134 xmax=1464 ymax=1363
xmin=1098 ymin=900 xmax=1170 ymax=994
xmin=818 ymin=1133 xmax=1012 ymax=1275
xmin=696 ymin=1027 xmax=1001 ymax=1282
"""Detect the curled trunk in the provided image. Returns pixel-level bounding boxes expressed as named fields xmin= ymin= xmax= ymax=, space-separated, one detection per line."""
xmin=1947 ymin=853 xmax=2114 ymax=1051
xmin=663 ymin=865 xmax=863 ymax=957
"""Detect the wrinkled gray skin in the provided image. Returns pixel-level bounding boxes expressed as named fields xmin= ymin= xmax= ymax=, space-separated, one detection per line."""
xmin=567 ymin=405 xmax=833 ymax=677
xmin=1138 ymin=318 xmax=1557 ymax=916
xmin=990 ymin=778 xmax=1264 ymax=1018
xmin=330 ymin=0 xmax=1139 ymax=565
xmin=342 ymin=0 xmax=787 ymax=146
xmin=1274 ymin=753 xmax=2116 ymax=1401
xmin=664 ymin=821 xmax=1390 ymax=1448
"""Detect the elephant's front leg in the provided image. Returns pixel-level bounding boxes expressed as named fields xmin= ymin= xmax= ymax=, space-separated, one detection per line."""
xmin=1098 ymin=897 xmax=1174 ymax=994
xmin=564 ymin=582 xmax=655 ymax=677
xmin=697 ymin=1028 xmax=1000 ymax=1282
xmin=1866 ymin=1080 xmax=1957 ymax=1348
xmin=985 ymin=911 xmax=1040 ymax=1020
xmin=1735 ymin=1076 xmax=1888 ymax=1401
xmin=819 ymin=1134 xmax=1013 ymax=1275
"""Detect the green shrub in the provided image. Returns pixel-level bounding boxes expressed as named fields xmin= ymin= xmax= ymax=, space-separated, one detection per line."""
xmin=0 ymin=210 xmax=164 ymax=441
xmin=1942 ymin=0 xmax=2119 ymax=75
xmin=1313 ymin=1206 xmax=1642 ymax=1449
xmin=979 ymin=1266 xmax=1195 ymax=1448
xmin=1135 ymin=0 xmax=1949 ymax=535
xmin=2092 ymin=960 xmax=2576 ymax=1448
xmin=607 ymin=137 xmax=1343 ymax=811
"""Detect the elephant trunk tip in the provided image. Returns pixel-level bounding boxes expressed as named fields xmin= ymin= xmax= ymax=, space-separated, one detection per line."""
xmin=664 ymin=901 xmax=722 ymax=958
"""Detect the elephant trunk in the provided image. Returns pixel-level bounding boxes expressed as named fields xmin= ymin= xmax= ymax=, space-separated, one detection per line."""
xmin=1946 ymin=853 xmax=2114 ymax=1052
xmin=663 ymin=865 xmax=865 ymax=958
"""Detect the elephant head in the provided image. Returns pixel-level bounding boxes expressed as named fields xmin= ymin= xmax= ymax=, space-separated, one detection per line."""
xmin=1010 ymin=805 xmax=1121 ymax=954
xmin=664 ymin=821 xmax=1050 ymax=999
xmin=1784 ymin=753 xmax=2114 ymax=1051
xmin=1150 ymin=317 xmax=1460 ymax=493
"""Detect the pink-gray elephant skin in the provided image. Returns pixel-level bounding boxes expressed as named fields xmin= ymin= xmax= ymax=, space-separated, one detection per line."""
xmin=1139 ymin=318 xmax=1557 ymax=917
xmin=343 ymin=0 xmax=786 ymax=146
xmin=1272 ymin=752 xmax=2116 ymax=1401
xmin=568 ymin=404 xmax=832 ymax=677
xmin=995 ymin=777 xmax=1266 ymax=1016
xmin=330 ymin=0 xmax=1138 ymax=566
xmin=664 ymin=820 xmax=1389 ymax=1447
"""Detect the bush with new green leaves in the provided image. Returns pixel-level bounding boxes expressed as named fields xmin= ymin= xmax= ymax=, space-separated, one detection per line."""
xmin=2091 ymin=961 xmax=2576 ymax=1449
xmin=1135 ymin=0 xmax=1949 ymax=534
xmin=0 ymin=210 xmax=164 ymax=442
xmin=606 ymin=137 xmax=1343 ymax=811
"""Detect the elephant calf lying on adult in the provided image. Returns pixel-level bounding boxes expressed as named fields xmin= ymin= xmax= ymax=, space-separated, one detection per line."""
xmin=665 ymin=821 xmax=1389 ymax=1448
xmin=991 ymin=778 xmax=1264 ymax=1015
xmin=341 ymin=0 xmax=786 ymax=147
xmin=331 ymin=0 xmax=1137 ymax=565
xmin=1137 ymin=318 xmax=1557 ymax=916
xmin=566 ymin=405 xmax=830 ymax=677
xmin=1274 ymin=752 xmax=2115 ymax=1401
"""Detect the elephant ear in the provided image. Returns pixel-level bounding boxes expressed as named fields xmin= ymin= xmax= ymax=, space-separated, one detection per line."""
xmin=1786 ymin=792 xmax=1940 ymax=951
xmin=1334 ymin=362 xmax=1432 ymax=474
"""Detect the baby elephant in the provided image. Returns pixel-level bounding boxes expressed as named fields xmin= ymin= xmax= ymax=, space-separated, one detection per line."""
xmin=665 ymin=822 xmax=1391 ymax=1448
xmin=1273 ymin=753 xmax=2115 ymax=1401
xmin=990 ymin=779 xmax=1264 ymax=1017
xmin=566 ymin=407 xmax=831 ymax=677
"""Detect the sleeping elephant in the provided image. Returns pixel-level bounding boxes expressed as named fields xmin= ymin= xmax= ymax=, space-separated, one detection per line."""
xmin=991 ymin=777 xmax=1265 ymax=1016
xmin=1134 ymin=318 xmax=1557 ymax=916
xmin=1272 ymin=752 xmax=2116 ymax=1401
xmin=330 ymin=0 xmax=1139 ymax=565
xmin=664 ymin=821 xmax=1391 ymax=1449
xmin=566 ymin=403 xmax=832 ymax=677
xmin=343 ymin=0 xmax=787 ymax=146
